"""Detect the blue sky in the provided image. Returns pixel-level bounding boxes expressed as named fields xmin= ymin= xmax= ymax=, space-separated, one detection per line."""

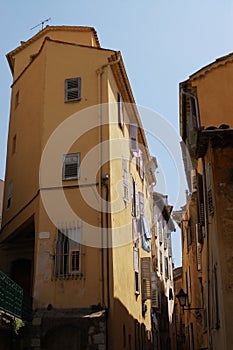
xmin=1 ymin=0 xmax=233 ymax=265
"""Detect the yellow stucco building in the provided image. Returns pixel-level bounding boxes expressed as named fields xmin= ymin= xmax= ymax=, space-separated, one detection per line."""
xmin=179 ymin=54 xmax=233 ymax=350
xmin=0 ymin=26 xmax=159 ymax=349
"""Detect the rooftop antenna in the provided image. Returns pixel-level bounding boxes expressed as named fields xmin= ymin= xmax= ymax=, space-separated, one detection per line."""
xmin=31 ymin=17 xmax=51 ymax=31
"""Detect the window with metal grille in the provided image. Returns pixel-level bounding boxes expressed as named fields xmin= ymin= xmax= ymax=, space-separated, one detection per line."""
xmin=62 ymin=153 xmax=80 ymax=180
xmin=55 ymin=229 xmax=81 ymax=278
xmin=65 ymin=77 xmax=81 ymax=102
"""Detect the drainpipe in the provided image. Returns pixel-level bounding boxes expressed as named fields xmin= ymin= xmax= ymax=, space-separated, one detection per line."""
xmin=96 ymin=54 xmax=121 ymax=347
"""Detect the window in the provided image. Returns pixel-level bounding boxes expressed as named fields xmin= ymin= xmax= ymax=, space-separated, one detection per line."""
xmin=136 ymin=150 xmax=144 ymax=179
xmin=206 ymin=163 xmax=214 ymax=216
xmin=151 ymin=272 xmax=159 ymax=308
xmin=55 ymin=228 xmax=81 ymax=278
xmin=160 ymin=251 xmax=163 ymax=274
xmin=141 ymin=257 xmax=151 ymax=301
xmin=139 ymin=192 xmax=144 ymax=216
xmin=134 ymin=247 xmax=140 ymax=294
xmin=164 ymin=257 xmax=169 ymax=279
xmin=62 ymin=153 xmax=80 ymax=180
xmin=117 ymin=92 xmax=124 ymax=128
xmin=15 ymin=91 xmax=19 ymax=109
xmin=129 ymin=124 xmax=138 ymax=153
xmin=64 ymin=77 xmax=81 ymax=102
xmin=122 ymin=157 xmax=129 ymax=202
xmin=167 ymin=232 xmax=172 ymax=257
xmin=7 ymin=181 xmax=13 ymax=209
xmin=12 ymin=135 xmax=17 ymax=155
xmin=141 ymin=217 xmax=151 ymax=252
xmin=131 ymin=177 xmax=139 ymax=216
xmin=186 ymin=266 xmax=192 ymax=305
xmin=196 ymin=225 xmax=202 ymax=271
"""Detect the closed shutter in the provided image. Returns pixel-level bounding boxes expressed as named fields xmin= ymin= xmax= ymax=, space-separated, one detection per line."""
xmin=206 ymin=163 xmax=214 ymax=216
xmin=122 ymin=157 xmax=129 ymax=202
xmin=135 ymin=183 xmax=140 ymax=218
xmin=129 ymin=124 xmax=138 ymax=152
xmin=134 ymin=247 xmax=140 ymax=294
xmin=158 ymin=221 xmax=163 ymax=244
xmin=65 ymin=77 xmax=81 ymax=102
xmin=141 ymin=257 xmax=151 ymax=300
xmin=139 ymin=192 xmax=144 ymax=216
xmin=164 ymin=224 xmax=167 ymax=249
xmin=132 ymin=218 xmax=139 ymax=243
xmin=151 ymin=272 xmax=159 ymax=308
xmin=197 ymin=174 xmax=205 ymax=225
xmin=167 ymin=232 xmax=172 ymax=257
xmin=164 ymin=257 xmax=169 ymax=279
xmin=187 ymin=266 xmax=192 ymax=305
xmin=196 ymin=225 xmax=202 ymax=271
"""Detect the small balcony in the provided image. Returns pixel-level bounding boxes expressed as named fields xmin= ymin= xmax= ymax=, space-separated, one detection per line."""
xmin=0 ymin=270 xmax=32 ymax=322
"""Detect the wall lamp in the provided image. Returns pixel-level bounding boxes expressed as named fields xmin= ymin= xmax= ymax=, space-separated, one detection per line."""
xmin=176 ymin=288 xmax=203 ymax=311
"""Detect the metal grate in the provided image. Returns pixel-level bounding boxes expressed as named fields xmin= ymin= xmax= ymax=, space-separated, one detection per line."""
xmin=65 ymin=78 xmax=81 ymax=102
xmin=0 ymin=271 xmax=32 ymax=321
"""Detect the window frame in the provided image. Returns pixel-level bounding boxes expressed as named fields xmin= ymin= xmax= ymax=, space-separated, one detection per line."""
xmin=62 ymin=153 xmax=80 ymax=181
xmin=64 ymin=77 xmax=81 ymax=102
xmin=55 ymin=228 xmax=82 ymax=278
xmin=129 ymin=124 xmax=138 ymax=153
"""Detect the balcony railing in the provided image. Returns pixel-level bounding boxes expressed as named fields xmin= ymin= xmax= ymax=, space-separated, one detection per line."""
xmin=0 ymin=271 xmax=32 ymax=322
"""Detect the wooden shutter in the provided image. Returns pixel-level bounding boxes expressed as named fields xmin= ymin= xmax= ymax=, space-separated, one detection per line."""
xmin=164 ymin=257 xmax=169 ymax=279
xmin=135 ymin=182 xmax=140 ymax=218
xmin=187 ymin=266 xmax=192 ymax=305
xmin=151 ymin=272 xmax=159 ymax=308
xmin=197 ymin=174 xmax=205 ymax=225
xmin=158 ymin=221 xmax=163 ymax=244
xmin=167 ymin=232 xmax=172 ymax=257
xmin=196 ymin=225 xmax=202 ymax=271
xmin=141 ymin=257 xmax=151 ymax=300
xmin=132 ymin=218 xmax=139 ymax=243
xmin=129 ymin=124 xmax=138 ymax=153
xmin=206 ymin=163 xmax=214 ymax=215
xmin=139 ymin=192 xmax=144 ymax=216
xmin=122 ymin=157 xmax=129 ymax=202
xmin=65 ymin=77 xmax=81 ymax=102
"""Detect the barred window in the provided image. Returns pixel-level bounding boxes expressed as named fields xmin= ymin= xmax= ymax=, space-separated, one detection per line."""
xmin=55 ymin=228 xmax=81 ymax=278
